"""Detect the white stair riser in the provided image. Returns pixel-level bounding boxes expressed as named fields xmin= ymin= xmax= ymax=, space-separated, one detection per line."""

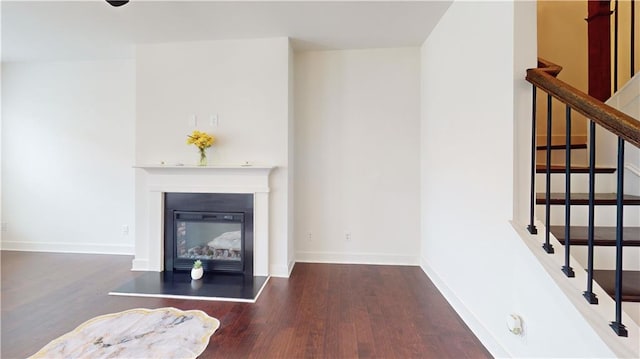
xmin=535 ymin=172 xmax=617 ymax=193
xmin=535 ymin=205 xmax=640 ymax=227
xmin=571 ymin=246 xmax=640 ymax=271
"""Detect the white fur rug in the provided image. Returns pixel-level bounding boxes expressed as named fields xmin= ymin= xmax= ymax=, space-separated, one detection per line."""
xmin=28 ymin=307 xmax=220 ymax=359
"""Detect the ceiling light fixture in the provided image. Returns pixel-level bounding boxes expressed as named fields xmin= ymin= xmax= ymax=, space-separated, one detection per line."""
xmin=106 ymin=0 xmax=129 ymax=7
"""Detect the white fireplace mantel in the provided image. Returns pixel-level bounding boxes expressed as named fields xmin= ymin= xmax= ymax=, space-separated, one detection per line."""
xmin=133 ymin=164 xmax=276 ymax=276
xmin=135 ymin=164 xmax=275 ymax=192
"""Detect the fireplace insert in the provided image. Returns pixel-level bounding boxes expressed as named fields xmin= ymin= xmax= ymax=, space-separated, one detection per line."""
xmin=164 ymin=193 xmax=253 ymax=275
xmin=174 ymin=211 xmax=244 ymax=271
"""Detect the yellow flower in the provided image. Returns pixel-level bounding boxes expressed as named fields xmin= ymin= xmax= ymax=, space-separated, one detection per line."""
xmin=187 ymin=130 xmax=216 ymax=150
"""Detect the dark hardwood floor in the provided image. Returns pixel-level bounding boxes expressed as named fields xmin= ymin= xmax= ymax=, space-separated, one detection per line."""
xmin=1 ymin=251 xmax=491 ymax=358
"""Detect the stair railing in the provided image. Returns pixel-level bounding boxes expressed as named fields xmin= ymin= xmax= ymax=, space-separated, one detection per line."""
xmin=526 ymin=58 xmax=640 ymax=337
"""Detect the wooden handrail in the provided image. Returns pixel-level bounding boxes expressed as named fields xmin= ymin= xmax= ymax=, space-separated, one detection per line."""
xmin=536 ymin=58 xmax=563 ymax=77
xmin=526 ymin=58 xmax=640 ymax=148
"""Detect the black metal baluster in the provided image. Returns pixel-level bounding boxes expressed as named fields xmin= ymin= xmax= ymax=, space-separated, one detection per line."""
xmin=614 ymin=0 xmax=620 ymax=92
xmin=562 ymin=106 xmax=575 ymax=277
xmin=610 ymin=137 xmax=628 ymax=337
xmin=583 ymin=121 xmax=599 ymax=304
xmin=544 ymin=94 xmax=554 ymax=254
xmin=528 ymin=86 xmax=538 ymax=235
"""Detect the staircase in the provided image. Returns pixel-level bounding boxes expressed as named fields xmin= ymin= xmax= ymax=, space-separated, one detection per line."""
xmin=535 ymin=159 xmax=640 ymax=303
xmin=526 ymin=59 xmax=640 ymax=337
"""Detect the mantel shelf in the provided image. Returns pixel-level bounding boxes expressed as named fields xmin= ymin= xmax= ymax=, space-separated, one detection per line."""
xmin=134 ymin=164 xmax=276 ymax=172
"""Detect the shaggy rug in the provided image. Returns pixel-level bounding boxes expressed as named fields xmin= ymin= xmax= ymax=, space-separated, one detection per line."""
xmin=28 ymin=307 xmax=220 ymax=359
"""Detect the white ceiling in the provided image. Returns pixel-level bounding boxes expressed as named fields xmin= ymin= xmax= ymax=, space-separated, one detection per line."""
xmin=1 ymin=0 xmax=452 ymax=62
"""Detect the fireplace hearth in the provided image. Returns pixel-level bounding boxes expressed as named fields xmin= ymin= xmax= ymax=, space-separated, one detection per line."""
xmin=164 ymin=193 xmax=253 ymax=276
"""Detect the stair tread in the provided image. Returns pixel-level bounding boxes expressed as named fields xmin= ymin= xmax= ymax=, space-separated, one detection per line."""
xmin=593 ymin=270 xmax=640 ymax=302
xmin=536 ymin=143 xmax=588 ymax=150
xmin=535 ymin=165 xmax=616 ymax=174
xmin=549 ymin=226 xmax=640 ymax=246
xmin=536 ymin=192 xmax=640 ymax=205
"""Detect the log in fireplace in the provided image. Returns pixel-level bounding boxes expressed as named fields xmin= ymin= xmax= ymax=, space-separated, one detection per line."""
xmin=164 ymin=193 xmax=254 ymax=276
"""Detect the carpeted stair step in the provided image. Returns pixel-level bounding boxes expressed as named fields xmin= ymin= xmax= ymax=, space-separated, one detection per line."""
xmin=535 ymin=165 xmax=616 ymax=174
xmin=593 ymin=270 xmax=640 ymax=302
xmin=536 ymin=192 xmax=640 ymax=205
xmin=549 ymin=226 xmax=640 ymax=246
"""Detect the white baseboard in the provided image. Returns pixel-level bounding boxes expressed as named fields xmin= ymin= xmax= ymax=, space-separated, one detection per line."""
xmin=0 ymin=241 xmax=134 ymax=255
xmin=131 ymin=258 xmax=150 ymax=271
xmin=296 ymin=251 xmax=419 ymax=266
xmin=287 ymin=260 xmax=296 ymax=276
xmin=270 ymin=264 xmax=291 ymax=278
xmin=419 ymin=257 xmax=509 ymax=359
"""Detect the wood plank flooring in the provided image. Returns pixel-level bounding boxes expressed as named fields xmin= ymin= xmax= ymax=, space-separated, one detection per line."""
xmin=1 ymin=251 xmax=491 ymax=358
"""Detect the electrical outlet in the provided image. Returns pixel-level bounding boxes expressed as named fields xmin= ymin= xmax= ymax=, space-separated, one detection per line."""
xmin=307 ymin=232 xmax=312 ymax=241
xmin=121 ymin=225 xmax=129 ymax=236
xmin=209 ymin=114 xmax=219 ymax=127
xmin=345 ymin=232 xmax=351 ymax=241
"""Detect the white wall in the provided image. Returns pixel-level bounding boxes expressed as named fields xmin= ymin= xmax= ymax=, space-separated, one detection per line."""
xmin=1 ymin=63 xmax=3 ymax=245
xmin=294 ymin=48 xmax=420 ymax=265
xmin=287 ymin=43 xmax=296 ymax=274
xmin=1 ymin=60 xmax=135 ymax=254
xmin=134 ymin=38 xmax=292 ymax=276
xmin=420 ymin=2 xmax=616 ymax=357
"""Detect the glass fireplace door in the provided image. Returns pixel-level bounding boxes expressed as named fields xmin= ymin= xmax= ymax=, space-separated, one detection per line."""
xmin=173 ymin=211 xmax=244 ymax=272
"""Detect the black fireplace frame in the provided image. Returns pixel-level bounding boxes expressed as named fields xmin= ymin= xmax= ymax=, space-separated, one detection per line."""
xmin=164 ymin=193 xmax=254 ymax=276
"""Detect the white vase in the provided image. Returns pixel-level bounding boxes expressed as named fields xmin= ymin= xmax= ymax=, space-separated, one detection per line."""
xmin=191 ymin=267 xmax=203 ymax=280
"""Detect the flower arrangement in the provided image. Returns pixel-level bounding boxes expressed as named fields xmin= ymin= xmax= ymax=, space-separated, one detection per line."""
xmin=187 ymin=130 xmax=215 ymax=166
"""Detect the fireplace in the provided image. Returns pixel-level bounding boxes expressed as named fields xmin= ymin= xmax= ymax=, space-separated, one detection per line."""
xmin=132 ymin=164 xmax=273 ymax=276
xmin=164 ymin=193 xmax=254 ymax=276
